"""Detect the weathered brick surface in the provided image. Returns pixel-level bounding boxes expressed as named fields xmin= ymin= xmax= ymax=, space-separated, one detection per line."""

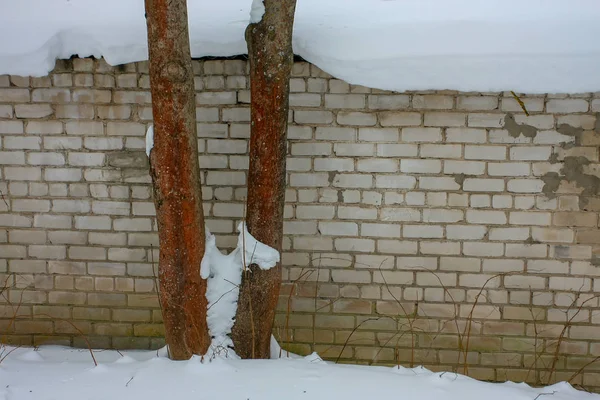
xmin=1 ymin=58 xmax=600 ymax=389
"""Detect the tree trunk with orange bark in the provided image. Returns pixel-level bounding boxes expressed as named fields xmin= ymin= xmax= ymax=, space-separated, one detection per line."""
xmin=231 ymin=0 xmax=297 ymax=359
xmin=144 ymin=0 xmax=210 ymax=360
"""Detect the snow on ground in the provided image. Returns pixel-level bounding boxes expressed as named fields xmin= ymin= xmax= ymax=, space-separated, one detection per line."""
xmin=1 ymin=0 xmax=600 ymax=92
xmin=0 ymin=346 xmax=598 ymax=400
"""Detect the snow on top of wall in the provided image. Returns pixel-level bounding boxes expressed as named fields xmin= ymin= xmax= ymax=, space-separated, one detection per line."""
xmin=2 ymin=0 xmax=600 ymax=93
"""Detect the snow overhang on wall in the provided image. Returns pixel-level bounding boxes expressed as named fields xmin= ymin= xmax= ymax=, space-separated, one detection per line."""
xmin=2 ymin=0 xmax=600 ymax=93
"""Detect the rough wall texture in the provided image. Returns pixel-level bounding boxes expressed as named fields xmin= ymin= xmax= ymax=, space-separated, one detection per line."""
xmin=1 ymin=57 xmax=600 ymax=389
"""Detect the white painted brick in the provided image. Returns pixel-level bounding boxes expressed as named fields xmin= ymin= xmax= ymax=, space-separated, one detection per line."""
xmin=12 ymin=199 xmax=50 ymax=212
xmin=4 ymin=166 xmax=42 ymax=181
xmin=195 ymin=92 xmax=236 ymax=105
xmin=488 ymin=227 xmax=530 ymax=241
xmin=361 ymin=223 xmax=400 ymax=238
xmin=0 ymin=121 xmax=24 ymax=133
xmin=0 ymin=151 xmax=26 ymax=165
xmin=332 ymin=174 xmax=373 ymax=188
xmin=403 ymin=225 xmax=443 ymax=238
xmin=283 ymin=221 xmax=317 ymax=235
xmin=446 ymin=128 xmax=487 ymax=143
xmin=318 ymin=222 xmax=358 ymax=236
xmin=314 ymin=158 xmax=354 ymax=172
xmin=290 ymin=173 xmax=330 ymax=187
xmin=513 ymin=115 xmax=555 ymax=130
xmin=361 ymin=191 xmax=382 ymax=206
xmin=381 ymin=208 xmax=420 ymax=222
xmin=413 ymin=95 xmax=453 ymax=110
xmin=448 ymin=193 xmax=468 ymax=207
xmin=15 ymin=104 xmax=53 ymax=118
xmin=68 ymin=153 xmax=105 ymax=167
xmin=440 ymin=257 xmax=481 ymax=272
xmin=335 ymin=238 xmax=375 ymax=252
xmin=334 ymin=143 xmax=374 ymax=157
xmin=420 ymin=241 xmax=460 ymax=255
xmin=466 ymin=210 xmax=507 ymax=224
xmin=34 ymin=215 xmax=71 ymax=229
xmin=292 ymin=143 xmax=331 ymax=156
xmin=368 ymin=95 xmax=410 ymax=109
xmin=65 ymin=121 xmax=104 ymax=136
xmin=507 ymin=179 xmax=544 ymax=193
xmin=83 ymin=137 xmax=122 ymax=150
xmin=506 ymin=243 xmax=547 ymax=258
xmin=463 ymin=242 xmax=504 ymax=257
xmin=492 ymin=195 xmax=513 ymax=209
xmin=533 ymin=130 xmax=576 ymax=145
xmin=423 ymin=112 xmax=466 ymax=127
xmin=509 ymin=211 xmax=551 ymax=226
xmin=463 ymin=178 xmax=504 ymax=192
xmin=325 ymin=94 xmax=365 ymax=109
xmin=375 ymin=175 xmax=416 ymax=189
xmin=206 ymin=139 xmax=246 ymax=154
xmin=400 ymin=159 xmax=441 ymax=174
xmin=206 ymin=171 xmax=246 ymax=186
xmin=501 ymin=97 xmax=544 ymax=113
xmin=464 ymin=145 xmax=506 ymax=160
xmin=222 ymin=108 xmax=250 ymax=122
xmin=457 ymin=96 xmax=498 ymax=110
xmin=488 ymin=162 xmax=530 ymax=176
xmin=379 ymin=112 xmax=421 ymax=127
xmin=92 ymin=201 xmax=130 ymax=216
xmin=26 ymin=121 xmax=63 ymax=134
xmin=287 ymin=126 xmax=312 ymax=139
xmin=470 ymin=194 xmax=490 ymax=208
xmin=546 ymin=99 xmax=589 ymax=113
xmin=467 ymin=113 xmax=504 ymax=128
xmin=419 ymin=177 xmax=460 ymax=191
xmin=531 ymin=227 xmax=574 ymax=243
xmin=296 ymin=205 xmax=335 ymax=220
xmin=444 ymin=160 xmax=485 ymax=175
xmin=509 ymin=146 xmax=552 ymax=161
xmin=420 ymin=144 xmax=462 ymax=159
xmin=377 ymin=240 xmax=418 ymax=254
xmin=212 ymin=203 xmax=244 ymax=218
xmin=376 ymin=144 xmax=418 ymax=157
xmin=357 ymin=159 xmax=398 ymax=172
xmin=4 ymin=136 xmax=41 ymax=150
xmin=27 ymin=152 xmax=65 ymax=166
xmin=294 ymin=110 xmax=333 ymax=124
xmin=338 ymin=206 xmax=378 ymax=220
xmin=402 ymin=128 xmax=442 ymax=142
xmin=44 ymin=168 xmax=82 ymax=182
xmin=315 ymin=127 xmax=356 ymax=141
xmin=446 ymin=225 xmax=487 ymax=240
xmin=358 ymin=128 xmax=399 ymax=142
xmin=422 ymin=209 xmax=463 ymax=223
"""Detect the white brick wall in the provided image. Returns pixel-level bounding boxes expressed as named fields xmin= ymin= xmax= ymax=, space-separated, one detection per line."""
xmin=2 ymin=58 xmax=600 ymax=388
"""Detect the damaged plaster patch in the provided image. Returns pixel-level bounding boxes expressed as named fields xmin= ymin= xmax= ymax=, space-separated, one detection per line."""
xmin=453 ymin=173 xmax=467 ymax=187
xmin=504 ymin=113 xmax=538 ymax=139
xmin=542 ymin=156 xmax=600 ymax=207
xmin=556 ymin=124 xmax=584 ymax=149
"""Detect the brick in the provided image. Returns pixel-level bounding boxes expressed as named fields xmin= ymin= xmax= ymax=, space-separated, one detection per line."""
xmin=509 ymin=146 xmax=551 ymax=161
xmin=457 ymin=96 xmax=498 ymax=110
xmin=403 ymin=225 xmax=443 ymax=238
xmin=446 ymin=128 xmax=487 ymax=143
xmin=463 ymin=178 xmax=504 ymax=192
xmin=488 ymin=163 xmax=530 ymax=176
xmin=446 ymin=225 xmax=487 ymax=240
xmin=376 ymin=144 xmax=418 ymax=157
xmin=488 ymin=227 xmax=529 ymax=241
xmin=463 ymin=242 xmax=504 ymax=257
xmin=325 ymin=94 xmax=364 ymax=109
xmin=464 ymin=145 xmax=506 ymax=160
xmin=337 ymin=111 xmax=377 ymax=126
xmin=361 ymin=223 xmax=400 ymax=238
xmin=25 ymin=120 xmax=63 ymax=135
xmin=443 ymin=160 xmax=485 ymax=175
xmin=466 ymin=210 xmax=507 ymax=224
xmin=402 ymin=127 xmax=441 ymax=142
xmin=546 ymin=99 xmax=589 ymax=113
xmin=400 ymin=159 xmax=441 ymax=174
xmin=420 ymin=144 xmax=462 ymax=158
xmin=318 ymin=222 xmax=358 ymax=236
xmin=509 ymin=212 xmax=551 ymax=226
xmin=424 ymin=112 xmax=466 ymax=127
xmin=381 ymin=208 xmax=420 ymax=222
xmin=468 ymin=113 xmax=504 ymax=128
xmin=14 ymin=104 xmax=53 ymax=118
xmin=358 ymin=128 xmax=399 ymax=142
xmin=332 ymin=174 xmax=373 ymax=189
xmin=413 ymin=95 xmax=453 ymax=110
xmin=418 ymin=177 xmax=460 ymax=191
xmin=505 ymin=243 xmax=547 ymax=258
xmin=379 ymin=112 xmax=421 ymax=127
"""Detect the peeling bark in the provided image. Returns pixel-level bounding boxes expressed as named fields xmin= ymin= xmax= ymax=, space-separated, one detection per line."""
xmin=144 ymin=0 xmax=210 ymax=360
xmin=231 ymin=0 xmax=297 ymax=359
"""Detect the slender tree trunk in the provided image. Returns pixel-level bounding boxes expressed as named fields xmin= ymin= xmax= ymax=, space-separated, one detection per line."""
xmin=231 ymin=0 xmax=297 ymax=359
xmin=144 ymin=0 xmax=210 ymax=360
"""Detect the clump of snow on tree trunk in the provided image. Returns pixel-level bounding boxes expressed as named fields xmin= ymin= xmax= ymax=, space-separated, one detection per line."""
xmin=145 ymin=125 xmax=154 ymax=157
xmin=249 ymin=0 xmax=265 ymax=23
xmin=202 ymin=222 xmax=279 ymax=355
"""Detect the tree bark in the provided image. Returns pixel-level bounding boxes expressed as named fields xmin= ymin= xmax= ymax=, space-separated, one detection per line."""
xmin=231 ymin=0 xmax=297 ymax=359
xmin=144 ymin=0 xmax=210 ymax=360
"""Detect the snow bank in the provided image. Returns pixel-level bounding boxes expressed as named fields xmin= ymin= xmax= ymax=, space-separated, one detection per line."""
xmin=2 ymin=0 xmax=600 ymax=93
xmin=202 ymin=222 xmax=279 ymax=352
xmin=1 ymin=345 xmax=598 ymax=400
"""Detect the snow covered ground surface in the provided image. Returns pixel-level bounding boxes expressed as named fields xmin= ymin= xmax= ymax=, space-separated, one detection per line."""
xmin=2 ymin=0 xmax=600 ymax=92
xmin=0 ymin=346 xmax=598 ymax=400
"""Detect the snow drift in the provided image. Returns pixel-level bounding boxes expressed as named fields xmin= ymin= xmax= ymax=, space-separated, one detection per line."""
xmin=2 ymin=0 xmax=600 ymax=93
xmin=0 ymin=346 xmax=598 ymax=400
